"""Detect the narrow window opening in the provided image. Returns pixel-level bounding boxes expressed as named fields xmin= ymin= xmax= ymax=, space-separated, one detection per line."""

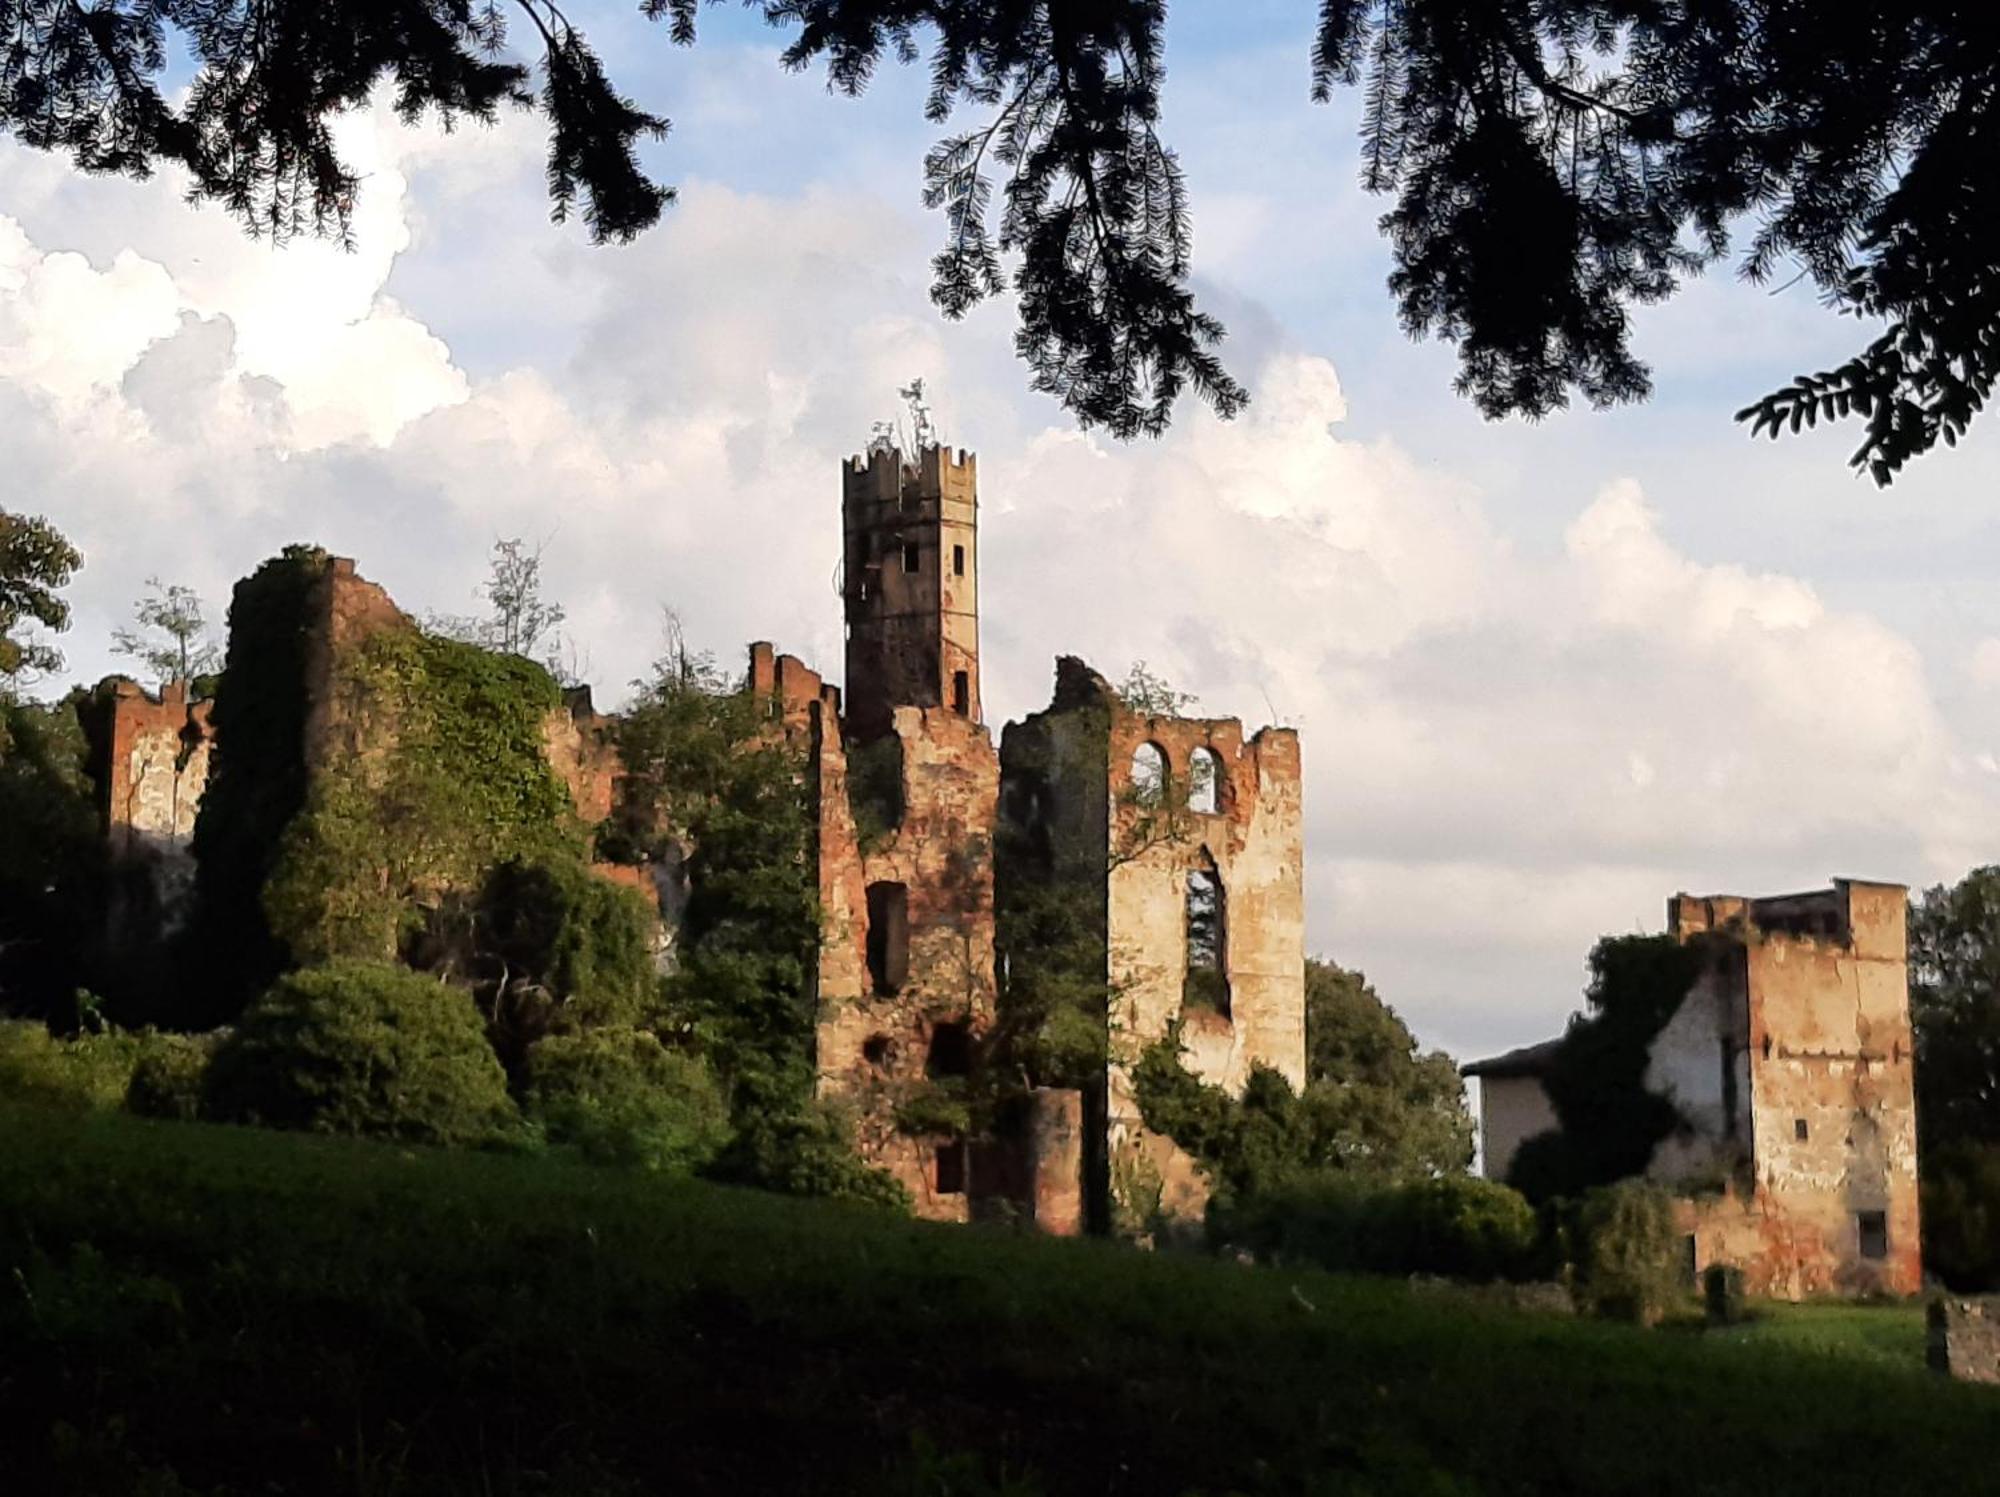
xmin=1795 ymin=1118 xmax=1809 ymax=1141
xmin=902 ymin=542 xmax=920 ymax=573
xmin=1184 ymin=866 xmax=1229 ymax=1016
xmin=1129 ymin=742 xmax=1167 ymax=808
xmin=927 ymin=1021 xmax=973 ymax=1079
xmin=1683 ymin=1234 xmax=1699 ymax=1284
xmin=952 ymin=670 xmax=970 ymax=715
xmin=1188 ymin=746 xmax=1222 ymax=815
xmin=865 ymin=881 xmax=909 ymax=996
xmin=1857 ymin=1210 xmax=1888 ymax=1260
xmin=935 ymin=1140 xmax=967 ymax=1195
xmin=953 ymin=543 xmax=966 ymax=576
xmin=1719 ymin=1036 xmax=1739 ymax=1140
xmin=862 ymin=1034 xmax=896 ymax=1069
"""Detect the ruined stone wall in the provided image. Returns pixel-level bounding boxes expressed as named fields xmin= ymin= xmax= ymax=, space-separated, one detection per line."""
xmin=95 ymin=677 xmax=215 ymax=941
xmin=1668 ymin=881 xmax=1921 ymax=1298
xmin=1641 ymin=941 xmax=1752 ymax=1183
xmin=763 ymin=642 xmax=999 ymax=1221
xmin=1929 ymin=1297 xmax=2000 ymax=1383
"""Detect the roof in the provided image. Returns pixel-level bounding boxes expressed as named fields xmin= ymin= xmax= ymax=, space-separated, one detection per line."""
xmin=1460 ymin=1036 xmax=1564 ymax=1080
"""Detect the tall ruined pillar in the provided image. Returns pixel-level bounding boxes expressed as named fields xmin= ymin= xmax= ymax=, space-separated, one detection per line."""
xmin=841 ymin=443 xmax=981 ymax=739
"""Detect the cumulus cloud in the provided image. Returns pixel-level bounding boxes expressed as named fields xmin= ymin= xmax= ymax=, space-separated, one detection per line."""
xmin=4 ymin=97 xmax=1996 ymax=1065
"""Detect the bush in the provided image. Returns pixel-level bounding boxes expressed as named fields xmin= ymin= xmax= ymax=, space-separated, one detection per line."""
xmin=204 ymin=961 xmax=518 ymax=1146
xmin=1570 ymin=1180 xmax=1685 ymax=1324
xmin=524 ymin=1028 xmax=730 ymax=1173
xmin=712 ymin=1102 xmax=911 ymax=1211
xmin=125 ymin=1032 xmax=220 ymax=1121
xmin=0 ymin=1020 xmax=135 ymax=1110
xmin=1213 ymin=1171 xmax=1538 ymax=1283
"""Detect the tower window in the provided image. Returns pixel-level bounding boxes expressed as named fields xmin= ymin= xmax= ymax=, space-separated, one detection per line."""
xmin=1129 ymin=742 xmax=1167 ymax=807
xmin=927 ymin=1021 xmax=973 ymax=1079
xmin=1795 ymin=1118 xmax=1809 ymax=1141
xmin=1188 ymin=746 xmax=1222 ymax=814
xmin=902 ymin=542 xmax=920 ymax=573
xmin=953 ymin=544 xmax=965 ymax=576
xmin=952 ymin=670 xmax=969 ymax=714
xmin=1184 ymin=866 xmax=1229 ymax=1016
xmin=865 ymin=881 xmax=909 ymax=996
xmin=1857 ymin=1210 xmax=1888 ymax=1260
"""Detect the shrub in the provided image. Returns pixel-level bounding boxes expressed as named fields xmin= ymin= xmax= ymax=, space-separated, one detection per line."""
xmin=205 ymin=961 xmax=517 ymax=1146
xmin=711 ymin=1101 xmax=911 ymax=1211
xmin=1570 ymin=1180 xmax=1685 ymax=1324
xmin=1212 ymin=1172 xmax=1538 ymax=1283
xmin=524 ymin=1028 xmax=730 ymax=1174
xmin=125 ymin=1032 xmax=220 ymax=1121
xmin=0 ymin=1020 xmax=134 ymax=1110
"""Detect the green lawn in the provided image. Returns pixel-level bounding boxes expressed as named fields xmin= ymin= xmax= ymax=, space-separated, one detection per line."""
xmin=1 ymin=1102 xmax=1993 ymax=1495
xmin=1693 ymin=1301 xmax=1930 ymax=1375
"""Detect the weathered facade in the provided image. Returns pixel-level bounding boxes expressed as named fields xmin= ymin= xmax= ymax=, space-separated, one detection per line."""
xmin=1467 ymin=880 xmax=1922 ymax=1299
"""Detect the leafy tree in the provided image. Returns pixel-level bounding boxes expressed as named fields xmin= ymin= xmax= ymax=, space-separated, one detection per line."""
xmin=0 ymin=695 xmax=103 ymax=1022
xmin=0 ymin=510 xmax=81 ymax=689
xmin=111 ymin=576 xmax=223 ymax=689
xmin=1116 ymin=660 xmax=1196 ymax=718
xmin=4 ymin=6 xmax=1989 ymax=467
xmin=431 ymin=538 xmax=573 ymax=680
xmin=1303 ymin=957 xmax=1474 ymax=1177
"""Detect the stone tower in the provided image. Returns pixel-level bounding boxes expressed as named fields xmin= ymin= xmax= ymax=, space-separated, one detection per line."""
xmin=841 ymin=443 xmax=980 ymax=739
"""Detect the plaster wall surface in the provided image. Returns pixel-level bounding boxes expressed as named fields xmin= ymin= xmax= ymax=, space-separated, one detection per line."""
xmin=1667 ymin=881 xmax=1921 ymax=1298
xmin=1476 ymin=1074 xmax=1559 ymax=1184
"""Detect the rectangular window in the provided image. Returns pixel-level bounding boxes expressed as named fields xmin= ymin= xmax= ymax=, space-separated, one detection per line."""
xmin=952 ymin=670 xmax=970 ymax=715
xmin=865 ymin=881 xmax=909 ymax=996
xmin=953 ymin=543 xmax=965 ymax=576
xmin=1857 ymin=1210 xmax=1888 ymax=1261
xmin=902 ymin=542 xmax=920 ymax=573
xmin=935 ymin=1140 xmax=967 ymax=1195
xmin=1795 ymin=1118 xmax=1809 ymax=1141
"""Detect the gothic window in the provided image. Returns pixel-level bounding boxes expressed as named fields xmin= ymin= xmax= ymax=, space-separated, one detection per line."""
xmin=1188 ymin=746 xmax=1222 ymax=814
xmin=865 ymin=881 xmax=909 ymax=996
xmin=1130 ymin=742 xmax=1167 ymax=807
xmin=1184 ymin=866 xmax=1229 ymax=1015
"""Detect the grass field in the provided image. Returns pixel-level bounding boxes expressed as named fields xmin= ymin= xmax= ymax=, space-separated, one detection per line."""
xmin=2 ymin=1103 xmax=1992 ymax=1496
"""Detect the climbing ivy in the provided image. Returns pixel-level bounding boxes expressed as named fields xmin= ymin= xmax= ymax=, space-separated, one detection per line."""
xmin=264 ymin=624 xmax=580 ymax=967
xmin=185 ymin=545 xmax=329 ymax=1024
xmin=1507 ymin=933 xmax=1705 ymax=1204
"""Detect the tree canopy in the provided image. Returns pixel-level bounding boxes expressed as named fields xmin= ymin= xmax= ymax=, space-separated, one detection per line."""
xmin=3 ymin=3 xmax=1989 ymax=470
xmin=112 ymin=576 xmax=223 ymax=689
xmin=0 ymin=511 xmax=81 ymax=688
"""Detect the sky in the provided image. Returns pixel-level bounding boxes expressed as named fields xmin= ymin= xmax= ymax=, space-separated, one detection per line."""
xmin=7 ymin=4 xmax=2000 ymax=1067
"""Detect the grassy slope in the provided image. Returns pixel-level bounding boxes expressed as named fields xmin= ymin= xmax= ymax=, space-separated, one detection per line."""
xmin=2 ymin=1104 xmax=1994 ymax=1497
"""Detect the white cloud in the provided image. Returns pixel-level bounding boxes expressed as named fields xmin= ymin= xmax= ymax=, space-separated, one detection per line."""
xmin=5 ymin=92 xmax=1997 ymax=1069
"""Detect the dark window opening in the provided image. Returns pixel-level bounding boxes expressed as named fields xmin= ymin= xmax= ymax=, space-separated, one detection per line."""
xmin=927 ymin=1020 xmax=973 ymax=1079
xmin=953 ymin=543 xmax=965 ymax=576
xmin=1795 ymin=1118 xmax=1809 ymax=1141
xmin=859 ymin=533 xmax=874 ymax=563
xmin=902 ymin=542 xmax=920 ymax=573
xmin=1857 ymin=1210 xmax=1888 ymax=1260
xmin=862 ymin=1034 xmax=895 ymax=1069
xmin=952 ymin=670 xmax=970 ymax=714
xmin=1720 ymin=1037 xmax=1739 ymax=1140
xmin=865 ymin=881 xmax=909 ymax=996
xmin=935 ymin=1140 xmax=967 ymax=1195
xmin=1184 ymin=866 xmax=1229 ymax=1016
xmin=1683 ymin=1234 xmax=1699 ymax=1284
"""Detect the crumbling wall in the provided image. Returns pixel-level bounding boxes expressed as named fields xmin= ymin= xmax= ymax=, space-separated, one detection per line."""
xmin=1669 ymin=881 xmax=1922 ymax=1298
xmin=1642 ymin=938 xmax=1751 ymax=1184
xmin=94 ymin=677 xmax=215 ymax=947
xmin=1476 ymin=1073 xmax=1560 ymax=1183
xmin=1929 ymin=1298 xmax=2000 ymax=1383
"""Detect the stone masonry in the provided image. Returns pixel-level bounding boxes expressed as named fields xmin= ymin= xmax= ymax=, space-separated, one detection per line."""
xmin=1467 ymin=879 xmax=1922 ymax=1299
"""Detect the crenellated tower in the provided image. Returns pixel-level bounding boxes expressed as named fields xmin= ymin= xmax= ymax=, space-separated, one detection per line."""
xmin=841 ymin=443 xmax=981 ymax=739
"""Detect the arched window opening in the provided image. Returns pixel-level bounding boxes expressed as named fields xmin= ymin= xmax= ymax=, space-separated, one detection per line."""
xmin=1129 ymin=741 xmax=1167 ymax=807
xmin=927 ymin=1020 xmax=973 ymax=1079
xmin=1188 ymin=746 xmax=1222 ymax=815
xmin=865 ymin=881 xmax=909 ymax=996
xmin=1184 ymin=866 xmax=1229 ymax=1016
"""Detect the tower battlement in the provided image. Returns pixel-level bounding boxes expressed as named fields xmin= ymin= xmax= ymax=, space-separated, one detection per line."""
xmin=841 ymin=441 xmax=981 ymax=738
